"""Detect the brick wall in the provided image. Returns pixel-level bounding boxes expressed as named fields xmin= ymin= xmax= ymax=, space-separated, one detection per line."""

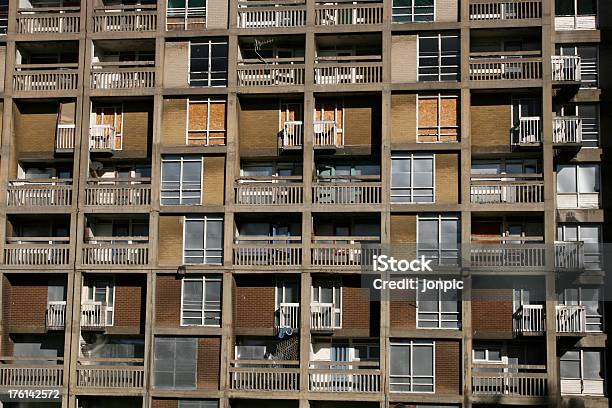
xmin=163 ymin=42 xmax=189 ymax=87
xmin=122 ymin=103 xmax=152 ymax=157
xmin=113 ymin=275 xmax=145 ymax=330
xmin=435 ymin=153 xmax=459 ymax=204
xmin=339 ymin=276 xmax=378 ymax=336
xmin=344 ymin=97 xmax=379 ymax=151
xmin=158 ymin=216 xmax=183 ymax=265
xmin=155 ymin=274 xmax=182 ymax=327
xmin=390 ymin=299 xmax=417 ymax=330
xmin=161 ymin=98 xmax=187 ymax=146
xmin=13 ymin=101 xmax=58 ymax=158
xmin=233 ymin=275 xmax=275 ymax=330
xmin=392 ymin=36 xmax=417 ymax=83
xmin=436 ymin=0 xmax=458 ymax=22
xmin=391 ymin=94 xmax=417 ymax=144
xmin=435 ymin=340 xmax=461 ymax=395
xmin=197 ymin=337 xmax=220 ymax=390
xmin=472 ymin=288 xmax=513 ymax=337
xmin=4 ymin=275 xmax=48 ymax=329
xmin=471 ymin=93 xmax=512 ymax=153
xmin=239 ymin=99 xmax=279 ymax=157
xmin=151 ymin=400 xmax=177 ymax=408
xmin=203 ymin=155 xmax=225 ymax=205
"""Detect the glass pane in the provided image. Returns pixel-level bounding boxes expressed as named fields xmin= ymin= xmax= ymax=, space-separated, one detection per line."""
xmin=413 ymin=345 xmax=433 ymax=376
xmin=185 ymin=220 xmax=205 ymax=249
xmin=577 ymin=165 xmax=599 ymax=193
xmin=390 ymin=344 xmax=411 ymax=375
xmin=557 ymin=165 xmax=577 ymax=193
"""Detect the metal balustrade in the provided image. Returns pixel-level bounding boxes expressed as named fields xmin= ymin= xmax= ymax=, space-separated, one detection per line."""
xmin=470 ymin=240 xmax=546 ymax=268
xmin=7 ymin=180 xmax=72 ymax=207
xmin=553 ymin=116 xmax=582 ymax=144
xmin=237 ymin=1 xmax=306 ymax=28
xmin=234 ymin=179 xmax=303 ymax=205
xmin=281 ymin=121 xmax=303 ymax=148
xmin=309 ymin=361 xmax=381 ymax=393
xmin=77 ymin=359 xmax=144 ymax=389
xmin=310 ymin=303 xmax=339 ymax=331
xmin=46 ymin=301 xmax=67 ymax=330
xmin=312 ymin=182 xmax=382 ymax=205
xmin=13 ymin=64 xmax=79 ymax=92
xmin=315 ymin=3 xmax=383 ymax=25
xmin=0 ymin=358 xmax=63 ymax=388
xmin=552 ymin=55 xmax=581 ymax=81
xmin=277 ymin=303 xmax=299 ymax=331
xmin=230 ymin=360 xmax=300 ymax=391
xmin=86 ymin=179 xmax=151 ymax=206
xmin=56 ymin=124 xmax=76 ymax=151
xmin=311 ymin=237 xmax=381 ymax=267
xmin=513 ymin=304 xmax=545 ymax=335
xmin=555 ymin=241 xmax=584 ymax=270
xmin=314 ymin=59 xmax=383 ymax=85
xmin=93 ymin=6 xmax=157 ymax=32
xmin=472 ymin=364 xmax=547 ymax=397
xmin=80 ymin=302 xmax=108 ymax=329
xmin=469 ymin=0 xmax=541 ymax=20
xmin=237 ymin=60 xmax=305 ymax=87
xmin=469 ymin=52 xmax=542 ymax=81
xmin=82 ymin=237 xmax=149 ymax=265
xmin=512 ymin=116 xmax=541 ymax=145
xmin=556 ymin=305 xmax=586 ymax=334
xmin=233 ymin=236 xmax=302 ymax=266
xmin=470 ymin=177 xmax=544 ymax=204
xmin=89 ymin=125 xmax=117 ymax=151
xmin=313 ymin=120 xmax=339 ymax=147
xmin=91 ymin=63 xmax=155 ymax=90
xmin=17 ymin=8 xmax=80 ymax=34
xmin=4 ymin=238 xmax=70 ymax=266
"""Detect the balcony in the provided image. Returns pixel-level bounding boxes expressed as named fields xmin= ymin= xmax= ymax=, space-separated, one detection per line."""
xmin=313 ymin=177 xmax=382 ymax=205
xmin=13 ymin=64 xmax=79 ymax=92
xmin=511 ymin=117 xmax=541 ymax=146
xmin=470 ymin=238 xmax=546 ymax=268
xmin=233 ymin=236 xmax=302 ymax=267
xmin=46 ymin=301 xmax=67 ymax=330
xmin=89 ymin=124 xmax=118 ymax=151
xmin=310 ymin=303 xmax=340 ymax=331
xmin=555 ymin=241 xmax=584 ymax=269
xmin=314 ymin=1 xmax=383 ymax=26
xmin=309 ymin=361 xmax=381 ymax=393
xmin=311 ymin=237 xmax=380 ymax=267
xmin=234 ymin=177 xmax=304 ymax=206
xmin=4 ymin=238 xmax=70 ymax=266
xmin=555 ymin=15 xmax=597 ymax=31
xmin=472 ymin=364 xmax=547 ymax=397
xmin=470 ymin=175 xmax=544 ymax=204
xmin=56 ymin=124 xmax=76 ymax=152
xmin=556 ymin=305 xmax=586 ymax=334
xmin=469 ymin=52 xmax=542 ymax=81
xmin=313 ymin=120 xmax=341 ymax=148
xmin=80 ymin=301 xmax=109 ymax=330
xmin=82 ymin=237 xmax=149 ymax=266
xmin=314 ymin=56 xmax=383 ymax=85
xmin=513 ymin=304 xmax=544 ymax=335
xmin=7 ymin=179 xmax=72 ymax=207
xmin=237 ymin=0 xmax=306 ymax=28
xmin=237 ymin=58 xmax=305 ymax=87
xmin=85 ymin=178 xmax=152 ymax=207
xmin=280 ymin=121 xmax=303 ymax=149
xmin=469 ymin=0 xmax=542 ymax=21
xmin=93 ymin=5 xmax=157 ymax=33
xmin=553 ymin=117 xmax=582 ymax=146
xmin=276 ymin=303 xmax=299 ymax=332
xmin=76 ymin=359 xmax=145 ymax=389
xmin=0 ymin=358 xmax=63 ymax=388
xmin=17 ymin=7 xmax=80 ymax=34
xmin=552 ymin=55 xmax=581 ymax=82
xmin=90 ymin=62 xmax=155 ymax=90
xmin=229 ymin=360 xmax=300 ymax=391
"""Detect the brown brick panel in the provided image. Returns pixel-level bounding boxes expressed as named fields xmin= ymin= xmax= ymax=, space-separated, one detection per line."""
xmin=163 ymin=42 xmax=189 ymax=88
xmin=435 ymin=153 xmax=459 ymax=204
xmin=197 ymin=337 xmax=221 ymax=390
xmin=471 ymin=288 xmax=513 ymax=336
xmin=471 ymin=93 xmax=512 ymax=153
xmin=162 ymin=98 xmax=187 ymax=146
xmin=155 ymin=275 xmax=182 ymax=328
xmin=389 ymin=299 xmax=417 ymax=330
xmin=152 ymin=400 xmax=178 ymax=408
xmin=339 ymin=276 xmax=378 ymax=335
xmin=435 ymin=340 xmax=461 ymax=395
xmin=239 ymin=99 xmax=279 ymax=157
xmin=344 ymin=97 xmax=378 ymax=151
xmin=158 ymin=216 xmax=183 ymax=265
xmin=203 ymin=155 xmax=225 ymax=205
xmin=391 ymin=93 xmax=417 ymax=145
xmin=114 ymin=275 xmax=145 ymax=330
xmin=234 ymin=276 xmax=275 ymax=330
xmin=5 ymin=275 xmax=48 ymax=329
xmin=13 ymin=101 xmax=58 ymax=158
xmin=122 ymin=104 xmax=152 ymax=157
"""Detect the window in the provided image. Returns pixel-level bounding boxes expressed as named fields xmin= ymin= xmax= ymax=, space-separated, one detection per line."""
xmin=555 ymin=0 xmax=596 ymax=17
xmin=557 ymin=224 xmax=602 ymax=270
xmin=391 ymin=153 xmax=434 ymax=203
xmin=558 ymin=287 xmax=604 ymax=332
xmin=83 ymin=278 xmax=115 ymax=326
xmin=556 ymin=164 xmax=600 ymax=208
xmin=417 ymin=214 xmax=459 ymax=264
xmin=556 ymin=104 xmax=599 ymax=147
xmin=392 ymin=0 xmax=434 ymax=23
xmin=154 ymin=337 xmax=197 ymax=389
xmin=389 ymin=340 xmax=435 ymax=393
xmin=0 ymin=0 xmax=7 ymax=34
xmin=418 ymin=94 xmax=459 ymax=143
xmin=311 ymin=280 xmax=342 ymax=329
xmin=161 ymin=155 xmax=203 ymax=205
xmin=181 ymin=276 xmax=222 ymax=326
xmin=560 ymin=349 xmax=604 ymax=395
xmin=92 ymin=105 xmax=123 ymax=150
xmin=179 ymin=401 xmax=219 ymax=408
xmin=557 ymin=45 xmax=598 ymax=87
xmin=190 ymin=40 xmax=228 ymax=87
xmin=418 ymin=33 xmax=460 ymax=82
xmin=187 ymin=99 xmax=226 ymax=146
xmin=473 ymin=346 xmax=503 ymax=363
xmin=184 ymin=215 xmax=224 ymax=264
xmin=417 ymin=280 xmax=460 ymax=329
xmin=167 ymin=0 xmax=206 ymax=30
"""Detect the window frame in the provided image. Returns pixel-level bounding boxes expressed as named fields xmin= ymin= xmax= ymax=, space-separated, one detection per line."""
xmin=180 ymin=275 xmax=222 ymax=327
xmin=392 ymin=0 xmax=435 ymax=23
xmin=416 ymin=213 xmax=460 ymax=265
xmin=555 ymin=0 xmax=597 ymax=17
xmin=560 ymin=349 xmax=605 ymax=383
xmin=182 ymin=215 xmax=224 ymax=265
xmin=189 ymin=40 xmax=228 ymax=87
xmin=391 ymin=153 xmax=436 ymax=204
xmin=557 ymin=45 xmax=598 ymax=88
xmin=416 ymin=93 xmax=460 ymax=143
xmin=161 ymin=155 xmax=204 ymax=205
xmin=558 ymin=286 xmax=604 ymax=332
xmin=417 ymin=33 xmax=460 ymax=82
xmin=153 ymin=336 xmax=198 ymax=390
xmin=416 ymin=279 xmax=461 ymax=330
xmin=167 ymin=0 xmax=208 ymax=30
xmin=186 ymin=98 xmax=227 ymax=146
xmin=389 ymin=339 xmax=436 ymax=393
xmin=556 ymin=163 xmax=600 ymax=208
xmin=311 ymin=280 xmax=342 ymax=329
xmin=556 ymin=103 xmax=599 ymax=147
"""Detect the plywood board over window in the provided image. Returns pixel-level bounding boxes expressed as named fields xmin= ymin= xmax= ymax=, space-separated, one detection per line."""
xmin=187 ymin=98 xmax=226 ymax=146
xmin=418 ymin=94 xmax=459 ymax=143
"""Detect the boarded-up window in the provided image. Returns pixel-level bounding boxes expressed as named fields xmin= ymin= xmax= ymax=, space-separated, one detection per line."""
xmin=93 ymin=105 xmax=123 ymax=150
xmin=418 ymin=94 xmax=459 ymax=143
xmin=187 ymin=98 xmax=226 ymax=146
xmin=314 ymin=100 xmax=343 ymax=147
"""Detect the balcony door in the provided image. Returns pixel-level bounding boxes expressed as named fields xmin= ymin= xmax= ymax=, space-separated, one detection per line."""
xmin=276 ymin=278 xmax=299 ymax=331
xmin=314 ymin=101 xmax=343 ymax=146
xmin=83 ymin=278 xmax=115 ymax=326
xmin=280 ymin=102 xmax=303 ymax=147
xmin=511 ymin=97 xmax=541 ymax=144
xmin=558 ymin=287 xmax=603 ymax=332
xmin=311 ymin=281 xmax=341 ymax=329
xmin=92 ymin=105 xmax=123 ymax=150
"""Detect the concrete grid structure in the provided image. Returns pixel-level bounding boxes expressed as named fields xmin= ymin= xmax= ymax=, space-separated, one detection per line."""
xmin=0 ymin=0 xmax=609 ymax=407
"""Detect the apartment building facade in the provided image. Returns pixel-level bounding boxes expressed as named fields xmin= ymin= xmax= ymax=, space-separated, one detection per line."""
xmin=0 ymin=0 xmax=609 ymax=407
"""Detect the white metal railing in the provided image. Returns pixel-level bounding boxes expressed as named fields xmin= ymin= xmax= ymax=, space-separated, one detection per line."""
xmin=234 ymin=182 xmax=303 ymax=205
xmin=13 ymin=64 xmax=79 ymax=92
xmin=89 ymin=124 xmax=117 ymax=150
xmin=513 ymin=304 xmax=545 ymax=334
xmin=7 ymin=179 xmax=72 ymax=207
xmin=233 ymin=236 xmax=302 ymax=266
xmin=0 ymin=359 xmax=63 ymax=388
xmin=561 ymin=378 xmax=605 ymax=396
xmin=472 ymin=364 xmax=547 ymax=396
xmin=281 ymin=121 xmax=303 ymax=148
xmin=469 ymin=0 xmax=541 ymax=20
xmin=230 ymin=360 xmax=300 ymax=391
xmin=313 ymin=120 xmax=339 ymax=147
xmin=309 ymin=361 xmax=381 ymax=393
xmin=17 ymin=8 xmax=80 ymax=34
xmin=277 ymin=303 xmax=299 ymax=331
xmin=470 ymin=242 xmax=546 ymax=268
xmin=556 ymin=305 xmax=586 ymax=334
xmin=313 ymin=182 xmax=382 ymax=205
xmin=311 ymin=238 xmax=381 ymax=267
xmin=46 ymin=301 xmax=66 ymax=330
xmin=315 ymin=3 xmax=383 ymax=25
xmin=93 ymin=6 xmax=157 ymax=32
xmin=555 ymin=241 xmax=584 ymax=269
xmin=77 ymin=359 xmax=144 ymax=388
xmin=552 ymin=55 xmax=581 ymax=81
xmin=470 ymin=179 xmax=544 ymax=204
xmin=237 ymin=63 xmax=305 ymax=87
xmin=91 ymin=63 xmax=155 ymax=90
xmin=553 ymin=116 xmax=582 ymax=144
xmin=237 ymin=1 xmax=306 ymax=28
xmin=4 ymin=237 xmax=70 ymax=266
xmin=554 ymin=15 xmax=597 ymax=31
xmin=80 ymin=302 xmax=107 ymax=329
xmin=82 ymin=236 xmax=149 ymax=265
xmin=512 ymin=116 xmax=541 ymax=145
xmin=469 ymin=53 xmax=542 ymax=81
xmin=314 ymin=61 xmax=383 ymax=85
xmin=56 ymin=124 xmax=76 ymax=150
xmin=86 ymin=178 xmax=151 ymax=206
xmin=310 ymin=303 xmax=339 ymax=330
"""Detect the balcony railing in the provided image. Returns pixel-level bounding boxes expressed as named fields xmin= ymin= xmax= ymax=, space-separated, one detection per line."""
xmin=313 ymin=176 xmax=382 ymax=205
xmin=469 ymin=52 xmax=542 ymax=81
xmin=512 ymin=117 xmax=541 ymax=145
xmin=89 ymin=124 xmax=118 ymax=151
xmin=556 ymin=305 xmax=586 ymax=334
xmin=13 ymin=64 xmax=79 ymax=92
xmin=552 ymin=55 xmax=581 ymax=81
xmin=46 ymin=301 xmax=67 ymax=330
xmin=313 ymin=120 xmax=340 ymax=147
xmin=91 ymin=62 xmax=155 ymax=90
xmin=472 ymin=364 xmax=547 ymax=397
xmin=7 ymin=179 xmax=72 ymax=207
xmin=0 ymin=358 xmax=63 ymax=388
xmin=314 ymin=56 xmax=383 ymax=85
xmin=555 ymin=15 xmax=597 ymax=31
xmin=86 ymin=178 xmax=151 ymax=206
xmin=555 ymin=241 xmax=584 ymax=270
xmin=277 ymin=303 xmax=299 ymax=331
xmin=237 ymin=58 xmax=305 ymax=87
xmin=310 ymin=303 xmax=340 ymax=331
xmin=233 ymin=236 xmax=302 ymax=266
xmin=82 ymin=236 xmax=149 ymax=265
xmin=4 ymin=237 xmax=70 ymax=266
xmin=553 ymin=116 xmax=582 ymax=145
xmin=56 ymin=124 xmax=76 ymax=151
xmin=280 ymin=121 xmax=303 ymax=149
xmin=77 ymin=359 xmax=144 ymax=389
xmin=309 ymin=361 xmax=381 ymax=393
xmin=237 ymin=0 xmax=306 ymax=28
xmin=470 ymin=238 xmax=546 ymax=268
xmin=17 ymin=7 xmax=80 ymax=34
xmin=93 ymin=5 xmax=157 ymax=32
xmin=470 ymin=175 xmax=544 ymax=204
xmin=469 ymin=0 xmax=541 ymax=20
xmin=311 ymin=236 xmax=381 ymax=267
xmin=315 ymin=2 xmax=383 ymax=26
xmin=513 ymin=304 xmax=545 ymax=335
xmin=80 ymin=302 xmax=109 ymax=329
xmin=235 ymin=176 xmax=303 ymax=205
xmin=230 ymin=360 xmax=300 ymax=391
